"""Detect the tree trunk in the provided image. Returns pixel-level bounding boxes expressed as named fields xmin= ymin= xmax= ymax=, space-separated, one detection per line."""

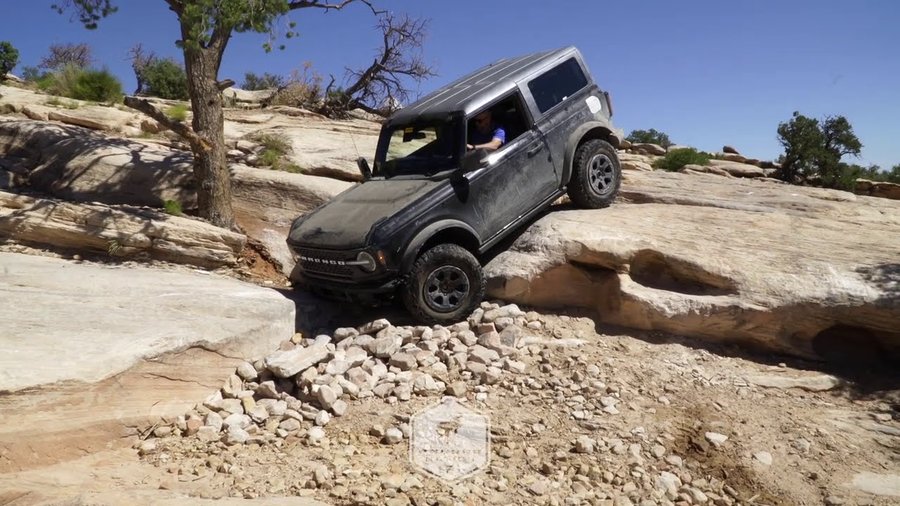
xmin=182 ymin=42 xmax=234 ymax=229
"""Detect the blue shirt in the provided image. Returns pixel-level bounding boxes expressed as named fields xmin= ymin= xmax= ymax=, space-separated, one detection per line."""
xmin=470 ymin=124 xmax=506 ymax=146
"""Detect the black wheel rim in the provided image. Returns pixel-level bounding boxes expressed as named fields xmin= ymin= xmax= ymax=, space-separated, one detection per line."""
xmin=423 ymin=265 xmax=469 ymax=313
xmin=588 ymin=154 xmax=616 ymax=196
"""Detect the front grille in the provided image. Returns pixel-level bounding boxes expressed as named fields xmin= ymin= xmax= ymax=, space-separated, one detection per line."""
xmin=295 ymin=247 xmax=356 ymax=279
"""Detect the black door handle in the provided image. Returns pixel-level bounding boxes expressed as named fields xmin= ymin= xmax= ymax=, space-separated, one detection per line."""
xmin=527 ymin=144 xmax=543 ymax=157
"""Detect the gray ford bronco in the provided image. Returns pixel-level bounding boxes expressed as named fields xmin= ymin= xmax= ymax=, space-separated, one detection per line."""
xmin=287 ymin=46 xmax=623 ymax=323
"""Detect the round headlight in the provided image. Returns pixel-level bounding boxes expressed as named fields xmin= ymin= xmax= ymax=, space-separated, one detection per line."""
xmin=356 ymin=251 xmax=377 ymax=272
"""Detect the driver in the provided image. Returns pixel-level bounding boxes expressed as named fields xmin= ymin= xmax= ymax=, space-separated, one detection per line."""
xmin=466 ymin=110 xmax=505 ymax=152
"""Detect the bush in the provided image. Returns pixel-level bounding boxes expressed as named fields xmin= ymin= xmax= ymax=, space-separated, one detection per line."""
xmin=243 ymin=71 xmax=285 ymax=91
xmin=626 ymin=128 xmax=672 ymax=148
xmin=163 ymin=200 xmax=183 ymax=216
xmin=35 ymin=63 xmax=83 ymax=96
xmin=142 ymin=58 xmax=188 ymax=100
xmin=0 ymin=41 xmax=19 ymax=79
xmin=166 ymin=104 xmax=189 ymax=122
xmin=70 ymin=68 xmax=123 ymax=103
xmin=253 ymin=133 xmax=303 ymax=173
xmin=652 ymin=148 xmax=710 ymax=172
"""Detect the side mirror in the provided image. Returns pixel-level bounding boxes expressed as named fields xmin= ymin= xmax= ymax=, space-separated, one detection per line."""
xmin=460 ymin=148 xmax=488 ymax=173
xmin=356 ymin=157 xmax=372 ymax=180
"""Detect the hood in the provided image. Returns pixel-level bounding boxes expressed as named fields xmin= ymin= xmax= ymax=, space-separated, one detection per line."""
xmin=288 ymin=178 xmax=443 ymax=249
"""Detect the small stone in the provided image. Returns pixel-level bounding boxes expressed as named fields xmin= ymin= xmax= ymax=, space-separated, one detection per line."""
xmin=316 ymin=385 xmax=338 ymax=409
xmin=469 ymin=345 xmax=500 ymax=365
xmin=315 ymin=410 xmax=332 ymax=426
xmin=225 ymin=427 xmax=250 ymax=445
xmin=138 ymin=440 xmax=157 ymax=456
xmin=279 ymin=418 xmax=302 ymax=432
xmin=651 ymin=444 xmax=666 ymax=458
xmin=394 ymin=383 xmax=412 ymax=401
xmin=528 ymin=480 xmax=548 ymax=496
xmin=205 ymin=412 xmax=223 ymax=432
xmin=482 ymin=366 xmax=502 ymax=385
xmin=705 ymin=432 xmax=728 ymax=448
xmin=574 ymin=436 xmax=595 ymax=454
xmin=308 ymin=426 xmax=327 ymax=442
xmin=359 ymin=318 xmax=390 ymax=335
xmin=221 ymin=374 xmax=243 ymax=397
xmin=255 ymin=380 xmax=280 ymax=399
xmin=332 ymin=399 xmax=348 ymax=417
xmin=152 ymin=426 xmax=172 ymax=438
xmin=370 ymin=424 xmax=386 ymax=438
xmin=446 ymin=381 xmax=467 ymax=397
xmin=665 ymin=455 xmax=683 ymax=467
xmin=334 ymin=327 xmax=359 ymax=342
xmin=753 ymin=451 xmax=773 ymax=466
xmin=824 ymin=496 xmax=845 ymax=506
xmin=196 ymin=426 xmax=220 ymax=442
xmin=383 ymin=427 xmax=403 ymax=445
xmin=389 ymin=353 xmax=418 ymax=371
xmin=249 ymin=406 xmax=269 ymax=423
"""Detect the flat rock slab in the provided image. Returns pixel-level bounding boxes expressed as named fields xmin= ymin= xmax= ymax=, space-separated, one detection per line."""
xmin=0 ymin=253 xmax=295 ymax=471
xmin=486 ymin=171 xmax=900 ymax=361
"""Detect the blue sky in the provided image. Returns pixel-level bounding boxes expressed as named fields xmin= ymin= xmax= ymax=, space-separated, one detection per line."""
xmin=3 ymin=0 xmax=899 ymax=168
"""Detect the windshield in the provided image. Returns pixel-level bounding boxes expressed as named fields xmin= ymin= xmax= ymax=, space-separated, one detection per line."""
xmin=375 ymin=119 xmax=461 ymax=177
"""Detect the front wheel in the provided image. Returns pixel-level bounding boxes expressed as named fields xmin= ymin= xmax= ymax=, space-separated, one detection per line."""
xmin=567 ymin=139 xmax=621 ymax=209
xmin=401 ymin=244 xmax=485 ymax=324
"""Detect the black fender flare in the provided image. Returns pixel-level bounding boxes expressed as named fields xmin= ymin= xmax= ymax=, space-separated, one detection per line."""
xmin=562 ymin=121 xmax=621 ymax=186
xmin=400 ymin=219 xmax=481 ymax=274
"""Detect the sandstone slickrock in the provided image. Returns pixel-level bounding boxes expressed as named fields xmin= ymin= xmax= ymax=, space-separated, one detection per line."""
xmin=0 ymin=190 xmax=245 ymax=268
xmin=0 ymin=252 xmax=294 ymax=472
xmin=487 ymin=170 xmax=900 ymax=361
xmin=0 ymin=117 xmax=352 ymax=275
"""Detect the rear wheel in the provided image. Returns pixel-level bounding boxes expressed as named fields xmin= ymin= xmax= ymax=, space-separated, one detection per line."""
xmin=567 ymin=139 xmax=621 ymax=209
xmin=402 ymin=244 xmax=485 ymax=324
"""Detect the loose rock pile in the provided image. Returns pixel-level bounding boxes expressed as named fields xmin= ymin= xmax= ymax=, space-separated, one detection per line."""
xmin=144 ymin=303 xmax=540 ymax=450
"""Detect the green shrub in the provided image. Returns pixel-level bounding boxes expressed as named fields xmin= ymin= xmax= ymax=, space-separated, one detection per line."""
xmin=243 ymin=71 xmax=285 ymax=91
xmin=45 ymin=97 xmax=80 ymax=109
xmin=70 ymin=68 xmax=123 ymax=103
xmin=166 ymin=103 xmax=189 ymax=122
xmin=626 ymin=128 xmax=672 ymax=148
xmin=652 ymin=148 xmax=711 ymax=172
xmin=35 ymin=63 xmax=83 ymax=96
xmin=142 ymin=58 xmax=188 ymax=100
xmin=37 ymin=64 xmax=122 ymax=103
xmin=163 ymin=199 xmax=183 ymax=216
xmin=252 ymin=133 xmax=304 ymax=173
xmin=0 ymin=41 xmax=19 ymax=79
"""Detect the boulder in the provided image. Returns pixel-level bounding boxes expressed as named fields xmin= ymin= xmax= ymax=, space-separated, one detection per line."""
xmin=855 ymin=179 xmax=900 ymax=200
xmin=619 ymin=152 xmax=656 ymax=171
xmin=631 ymin=143 xmax=667 ymax=156
xmin=723 ymin=145 xmax=740 ymax=154
xmin=707 ymin=159 xmax=768 ymax=178
xmin=485 ymin=170 xmax=900 ymax=362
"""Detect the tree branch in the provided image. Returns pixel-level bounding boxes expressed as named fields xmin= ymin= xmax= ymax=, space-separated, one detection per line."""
xmin=123 ymin=96 xmax=210 ymax=152
xmin=287 ymin=0 xmax=381 ymax=14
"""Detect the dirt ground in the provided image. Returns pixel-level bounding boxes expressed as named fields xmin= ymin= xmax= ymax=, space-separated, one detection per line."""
xmin=2 ymin=292 xmax=898 ymax=505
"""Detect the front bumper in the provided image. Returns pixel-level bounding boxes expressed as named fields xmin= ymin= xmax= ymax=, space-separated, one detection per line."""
xmin=292 ymin=270 xmax=402 ymax=306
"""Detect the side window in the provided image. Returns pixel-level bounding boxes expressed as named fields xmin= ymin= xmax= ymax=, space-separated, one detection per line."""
xmin=527 ymin=58 xmax=588 ymax=114
xmin=466 ymin=93 xmax=530 ymax=149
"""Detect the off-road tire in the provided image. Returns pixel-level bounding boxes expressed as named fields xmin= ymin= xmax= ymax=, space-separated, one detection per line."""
xmin=401 ymin=244 xmax=485 ymax=324
xmin=567 ymin=139 xmax=621 ymax=209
